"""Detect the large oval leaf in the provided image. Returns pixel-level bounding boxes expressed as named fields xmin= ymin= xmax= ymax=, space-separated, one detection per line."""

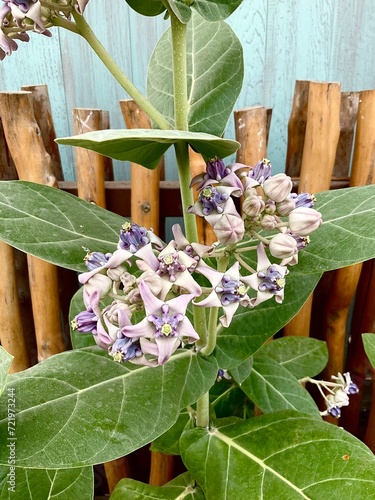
xmin=233 ymin=354 xmax=321 ymax=417
xmin=0 ymin=181 xmax=124 ymax=271
xmin=180 ymin=412 xmax=375 ymax=499
xmin=57 ymin=129 xmax=239 ymax=170
xmin=192 ymin=0 xmax=243 ymax=21
xmin=0 ymin=349 xmax=218 ymax=469
xmin=258 ymin=337 xmax=328 ymax=379
xmin=0 ymin=466 xmax=93 ymax=500
xmin=147 ymin=14 xmax=243 ymax=136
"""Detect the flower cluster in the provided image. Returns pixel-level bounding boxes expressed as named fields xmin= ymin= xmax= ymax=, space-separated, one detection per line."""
xmin=0 ymin=0 xmax=88 ymax=60
xmin=72 ymin=157 xmax=323 ymax=367
xmin=304 ymin=372 xmax=359 ymax=418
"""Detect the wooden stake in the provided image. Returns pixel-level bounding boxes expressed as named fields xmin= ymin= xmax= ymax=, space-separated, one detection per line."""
xmin=234 ymin=106 xmax=268 ymax=165
xmin=333 ymin=92 xmax=359 ymax=177
xmin=0 ymin=91 xmax=65 ymax=361
xmin=149 ymin=452 xmax=174 ymax=486
xmin=284 ymin=81 xmax=341 ymax=337
xmin=120 ymin=100 xmax=162 ymax=234
xmin=72 ymin=108 xmax=109 ymax=208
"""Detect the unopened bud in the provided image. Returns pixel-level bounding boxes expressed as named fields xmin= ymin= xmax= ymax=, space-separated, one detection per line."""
xmin=276 ymin=198 xmax=295 ymax=216
xmin=260 ymin=215 xmax=279 ymax=231
xmin=263 ymin=173 xmax=293 ymax=202
xmin=213 ymin=213 xmax=245 ymax=245
xmin=269 ymin=233 xmax=298 ymax=259
xmin=242 ymin=194 xmax=265 ymax=217
xmin=288 ymin=207 xmax=322 ymax=236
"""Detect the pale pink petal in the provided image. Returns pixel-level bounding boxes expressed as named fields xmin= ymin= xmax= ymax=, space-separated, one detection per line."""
xmin=155 ymin=337 xmax=180 ymax=365
xmin=122 ymin=317 xmax=154 ymax=339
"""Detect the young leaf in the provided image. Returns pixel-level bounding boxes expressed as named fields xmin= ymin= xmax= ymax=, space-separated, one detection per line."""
xmin=147 ymin=14 xmax=243 ymax=137
xmin=110 ymin=472 xmax=204 ymax=499
xmin=0 ymin=181 xmax=123 ymax=271
xmin=0 ymin=466 xmax=93 ymax=500
xmin=258 ymin=337 xmax=328 ymax=379
xmin=363 ymin=333 xmax=375 ymax=369
xmin=124 ymin=0 xmax=165 ymax=17
xmin=57 ymin=129 xmax=240 ymax=170
xmin=0 ymin=349 xmax=218 ymax=469
xmin=192 ymin=0 xmax=243 ymax=21
xmin=0 ymin=348 xmax=13 ymax=398
xmin=233 ymin=355 xmax=320 ymax=417
xmin=180 ymin=412 xmax=375 ymax=499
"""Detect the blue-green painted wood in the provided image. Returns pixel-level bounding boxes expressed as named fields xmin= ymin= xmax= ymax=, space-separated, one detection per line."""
xmin=1 ymin=0 xmax=375 ymax=179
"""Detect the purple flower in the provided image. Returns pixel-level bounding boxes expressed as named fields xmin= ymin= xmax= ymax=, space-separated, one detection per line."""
xmin=122 ymin=281 xmax=199 ymax=365
xmin=190 ymin=158 xmax=244 ymax=194
xmin=118 ymin=221 xmax=163 ymax=253
xmin=172 ymin=223 xmax=212 ymax=264
xmin=247 ymin=243 xmax=288 ymax=306
xmin=71 ymin=289 xmax=100 ymax=335
xmin=84 ymin=251 xmax=112 ymax=271
xmin=289 ymin=192 xmax=316 ymax=209
xmin=135 ymin=242 xmax=201 ymax=300
xmin=244 ymin=158 xmax=272 ymax=189
xmin=187 ymin=185 xmax=239 ymax=217
xmin=195 ymin=261 xmax=253 ymax=327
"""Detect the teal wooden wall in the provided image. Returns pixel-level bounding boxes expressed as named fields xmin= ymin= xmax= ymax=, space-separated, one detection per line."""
xmin=1 ymin=0 xmax=375 ymax=180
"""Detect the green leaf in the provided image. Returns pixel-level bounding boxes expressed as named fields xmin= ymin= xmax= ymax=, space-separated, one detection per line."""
xmin=228 ymin=356 xmax=253 ymax=384
xmin=151 ymin=409 xmax=193 ymax=455
xmin=0 ymin=466 xmax=93 ymax=500
xmin=180 ymin=412 xmax=375 ymax=499
xmin=363 ymin=333 xmax=375 ymax=370
xmin=111 ymin=472 xmax=204 ymax=499
xmin=0 ymin=348 xmax=13 ymax=398
xmin=0 ymin=349 xmax=218 ymax=469
xmin=192 ymin=0 xmax=243 ymax=21
xmin=124 ymin=0 xmax=165 ymax=17
xmin=210 ymin=378 xmax=252 ymax=419
xmin=147 ymin=14 xmax=243 ymax=136
xmin=258 ymin=337 xmax=328 ymax=379
xmin=57 ymin=129 xmax=239 ymax=170
xmin=298 ymin=185 xmax=375 ymax=271
xmin=233 ymin=355 xmax=320 ymax=417
xmin=0 ymin=181 xmax=123 ymax=271
xmin=169 ymin=0 xmax=192 ymax=23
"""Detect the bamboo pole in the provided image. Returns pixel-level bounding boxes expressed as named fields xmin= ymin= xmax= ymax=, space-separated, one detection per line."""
xmin=120 ymin=100 xmax=162 ymax=234
xmin=234 ymin=106 xmax=269 ymax=166
xmin=0 ymin=117 xmax=30 ymax=372
xmin=21 ymin=84 xmax=64 ymax=181
xmin=72 ymin=108 xmax=109 ymax=208
xmin=283 ymin=81 xmax=341 ymax=337
xmin=0 ymin=91 xmax=65 ymax=361
xmin=72 ymin=107 xmax=129 ymax=492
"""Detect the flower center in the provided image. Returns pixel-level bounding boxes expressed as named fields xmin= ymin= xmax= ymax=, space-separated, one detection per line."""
xmin=198 ymin=185 xmax=229 ymax=215
xmin=215 ymin=275 xmax=248 ymax=305
xmin=148 ymin=304 xmax=183 ymax=338
xmin=258 ymin=266 xmax=285 ymax=294
xmin=157 ymin=253 xmax=186 ymax=282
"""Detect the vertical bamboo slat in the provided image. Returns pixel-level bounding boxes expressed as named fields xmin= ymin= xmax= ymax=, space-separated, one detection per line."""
xmin=0 ymin=118 xmax=29 ymax=372
xmin=284 ymin=81 xmax=341 ymax=337
xmin=333 ymin=92 xmax=360 ymax=177
xmin=72 ymin=108 xmax=109 ymax=208
xmin=234 ymin=106 xmax=269 ymax=165
xmin=120 ymin=100 xmax=162 ymax=234
xmin=0 ymin=91 xmax=65 ymax=361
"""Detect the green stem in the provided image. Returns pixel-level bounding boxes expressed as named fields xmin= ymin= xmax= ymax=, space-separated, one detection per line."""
xmin=170 ymin=13 xmax=189 ymax=130
xmin=195 ymin=393 xmax=210 ymax=428
xmin=70 ymin=11 xmax=171 ymax=130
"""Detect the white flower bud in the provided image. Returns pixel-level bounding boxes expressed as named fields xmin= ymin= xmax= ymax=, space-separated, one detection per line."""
xmin=261 ymin=215 xmax=279 ymax=231
xmin=263 ymin=173 xmax=293 ymax=202
xmin=276 ymin=198 xmax=295 ymax=216
xmin=242 ymin=194 xmax=265 ymax=217
xmin=269 ymin=233 xmax=298 ymax=259
xmin=289 ymin=207 xmax=322 ymax=236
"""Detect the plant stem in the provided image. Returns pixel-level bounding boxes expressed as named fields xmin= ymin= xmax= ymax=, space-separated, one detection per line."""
xmin=170 ymin=12 xmax=189 ymax=131
xmin=195 ymin=392 xmax=210 ymax=428
xmin=70 ymin=11 xmax=171 ymax=131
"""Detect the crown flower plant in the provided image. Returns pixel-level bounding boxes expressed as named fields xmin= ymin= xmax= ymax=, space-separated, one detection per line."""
xmin=1 ymin=1 xmax=375 ymax=498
